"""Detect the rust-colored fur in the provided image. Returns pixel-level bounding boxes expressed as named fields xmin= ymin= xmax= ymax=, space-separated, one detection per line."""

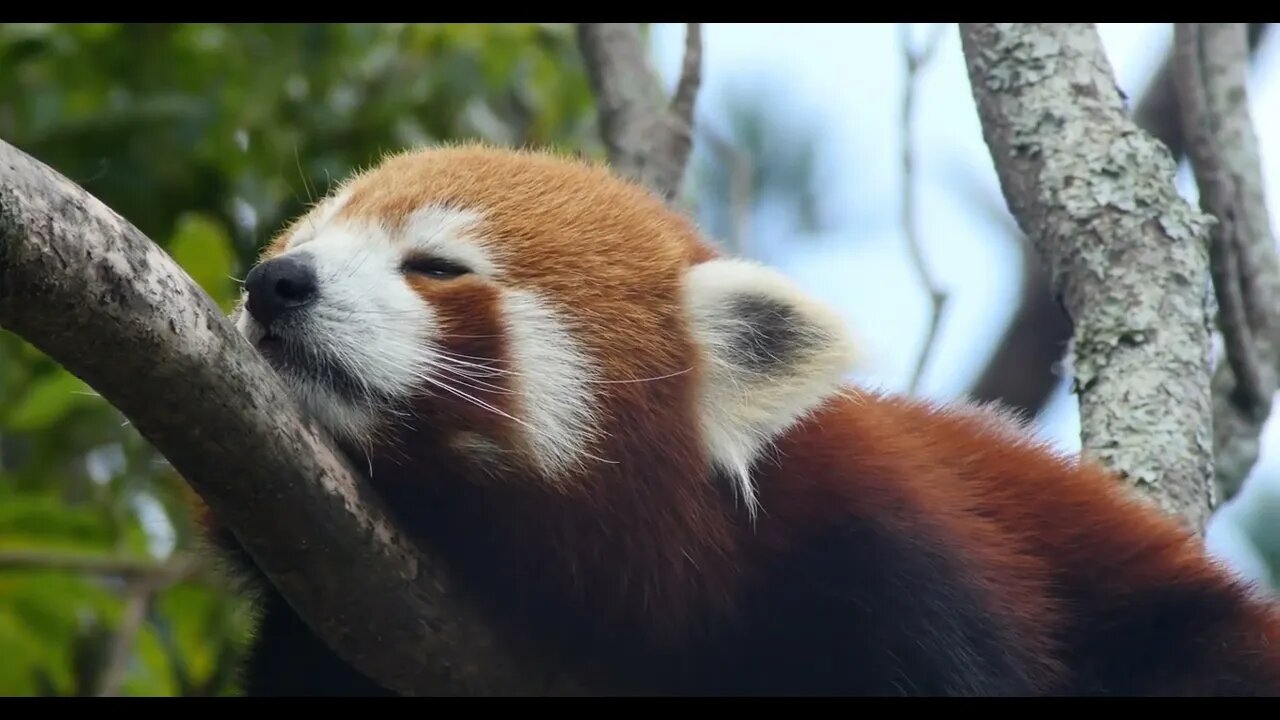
xmin=200 ymin=143 xmax=1280 ymax=696
xmin=752 ymin=394 xmax=1280 ymax=693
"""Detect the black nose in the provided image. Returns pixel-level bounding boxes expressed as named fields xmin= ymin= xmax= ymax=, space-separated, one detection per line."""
xmin=244 ymin=254 xmax=318 ymax=327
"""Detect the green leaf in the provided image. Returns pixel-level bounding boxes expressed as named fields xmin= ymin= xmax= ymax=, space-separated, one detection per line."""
xmin=0 ymin=20 xmax=600 ymax=694
xmin=4 ymin=369 xmax=95 ymax=431
xmin=0 ymin=570 xmax=122 ymax=696
xmin=0 ymin=605 xmax=56 ymax=695
xmin=0 ymin=496 xmax=117 ymax=552
xmin=167 ymin=212 xmax=239 ymax=311
xmin=0 ymin=570 xmax=121 ymax=641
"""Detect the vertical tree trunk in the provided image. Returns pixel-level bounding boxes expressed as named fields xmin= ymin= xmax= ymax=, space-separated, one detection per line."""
xmin=960 ymin=23 xmax=1218 ymax=531
xmin=964 ymin=24 xmax=1269 ymax=425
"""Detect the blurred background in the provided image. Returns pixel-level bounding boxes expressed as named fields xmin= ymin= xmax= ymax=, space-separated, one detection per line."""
xmin=1 ymin=22 xmax=1278 ymax=695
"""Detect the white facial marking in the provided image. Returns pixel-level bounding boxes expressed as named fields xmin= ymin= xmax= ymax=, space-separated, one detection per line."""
xmin=683 ymin=258 xmax=857 ymax=519
xmin=287 ymin=188 xmax=354 ymax=249
xmin=403 ymin=206 xmax=497 ymax=277
xmin=499 ymin=288 xmax=604 ymax=478
xmin=235 ymin=196 xmax=604 ymax=479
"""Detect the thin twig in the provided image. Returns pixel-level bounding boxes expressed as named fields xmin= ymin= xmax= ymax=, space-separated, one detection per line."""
xmin=92 ymin=589 xmax=151 ymax=697
xmin=0 ymin=548 xmax=201 ymax=580
xmin=90 ymin=554 xmax=201 ymax=697
xmin=0 ymin=548 xmax=203 ymax=697
xmin=698 ymin=124 xmax=756 ymax=255
xmin=671 ymin=24 xmax=703 ymax=134
xmin=900 ymin=23 xmax=950 ymax=394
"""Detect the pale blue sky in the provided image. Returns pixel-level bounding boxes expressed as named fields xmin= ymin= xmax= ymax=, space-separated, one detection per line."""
xmin=648 ymin=23 xmax=1280 ymax=585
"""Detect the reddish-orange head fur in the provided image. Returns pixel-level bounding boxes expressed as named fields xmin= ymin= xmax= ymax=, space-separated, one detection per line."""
xmin=230 ymin=142 xmax=858 ymax=648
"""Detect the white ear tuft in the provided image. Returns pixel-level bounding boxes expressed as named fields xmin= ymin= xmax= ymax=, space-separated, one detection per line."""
xmin=683 ymin=258 xmax=857 ymax=518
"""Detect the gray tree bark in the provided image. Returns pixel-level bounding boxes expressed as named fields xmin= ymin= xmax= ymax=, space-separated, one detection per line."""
xmin=578 ymin=23 xmax=701 ymax=202
xmin=1175 ymin=23 xmax=1280 ymax=503
xmin=963 ymin=24 xmax=1270 ymax=423
xmin=0 ymin=138 xmax=592 ymax=696
xmin=960 ymin=23 xmax=1219 ymax=531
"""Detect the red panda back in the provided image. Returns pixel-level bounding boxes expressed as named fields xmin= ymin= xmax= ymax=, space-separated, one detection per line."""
xmin=749 ymin=390 xmax=1280 ymax=695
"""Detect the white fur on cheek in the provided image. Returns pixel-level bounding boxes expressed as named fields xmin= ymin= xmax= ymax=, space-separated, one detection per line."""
xmin=303 ymin=220 xmax=439 ymax=395
xmin=684 ymin=258 xmax=857 ymax=519
xmin=234 ymin=300 xmax=383 ymax=445
xmin=499 ymin=288 xmax=603 ymax=478
xmin=258 ymin=218 xmax=439 ymax=447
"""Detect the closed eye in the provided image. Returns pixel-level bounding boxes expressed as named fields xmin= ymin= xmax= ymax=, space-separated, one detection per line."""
xmin=401 ymin=255 xmax=471 ymax=279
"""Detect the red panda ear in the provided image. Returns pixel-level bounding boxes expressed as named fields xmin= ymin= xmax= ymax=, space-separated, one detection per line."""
xmin=682 ymin=257 xmax=856 ymax=514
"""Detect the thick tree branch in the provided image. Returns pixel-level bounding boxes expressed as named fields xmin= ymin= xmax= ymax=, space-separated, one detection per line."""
xmin=577 ymin=23 xmax=702 ymax=202
xmin=1175 ymin=23 xmax=1280 ymax=502
xmin=0 ymin=138 xmax=591 ymax=696
xmin=960 ymin=23 xmax=1218 ymax=531
xmin=965 ymin=23 xmax=1269 ymax=421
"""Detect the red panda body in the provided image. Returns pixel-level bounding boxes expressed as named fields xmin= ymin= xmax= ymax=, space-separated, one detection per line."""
xmin=205 ymin=144 xmax=1280 ymax=696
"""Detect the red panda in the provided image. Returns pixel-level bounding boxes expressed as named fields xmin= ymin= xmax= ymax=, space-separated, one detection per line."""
xmin=196 ymin=142 xmax=1280 ymax=696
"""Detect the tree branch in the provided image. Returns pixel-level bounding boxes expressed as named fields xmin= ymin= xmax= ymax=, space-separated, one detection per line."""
xmin=0 ymin=138 xmax=591 ymax=696
xmin=964 ymin=242 xmax=1071 ymax=416
xmin=0 ymin=548 xmax=204 ymax=696
xmin=698 ymin=124 xmax=755 ymax=255
xmin=92 ymin=585 xmax=151 ymax=697
xmin=0 ymin=548 xmax=200 ymax=581
xmin=91 ymin=553 xmax=200 ymax=697
xmin=899 ymin=23 xmax=950 ymax=394
xmin=1137 ymin=23 xmax=1270 ymax=160
xmin=960 ymin=23 xmax=1218 ymax=531
xmin=577 ymin=23 xmax=702 ymax=202
xmin=1174 ymin=23 xmax=1280 ymax=502
xmin=964 ymin=23 xmax=1270 ymax=421
xmin=671 ymin=23 xmax=703 ymax=133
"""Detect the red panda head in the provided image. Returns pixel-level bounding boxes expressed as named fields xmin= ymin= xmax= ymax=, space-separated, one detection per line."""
xmin=233 ymin=143 xmax=855 ymax=514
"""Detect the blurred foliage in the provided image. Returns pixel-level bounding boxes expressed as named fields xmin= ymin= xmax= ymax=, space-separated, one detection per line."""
xmin=0 ymin=22 xmax=599 ymax=696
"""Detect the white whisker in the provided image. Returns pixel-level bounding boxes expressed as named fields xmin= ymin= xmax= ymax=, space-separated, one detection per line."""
xmin=589 ymin=367 xmax=695 ymax=385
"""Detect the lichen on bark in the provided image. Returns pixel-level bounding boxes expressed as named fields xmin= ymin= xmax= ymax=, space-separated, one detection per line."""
xmin=960 ymin=23 xmax=1218 ymax=531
